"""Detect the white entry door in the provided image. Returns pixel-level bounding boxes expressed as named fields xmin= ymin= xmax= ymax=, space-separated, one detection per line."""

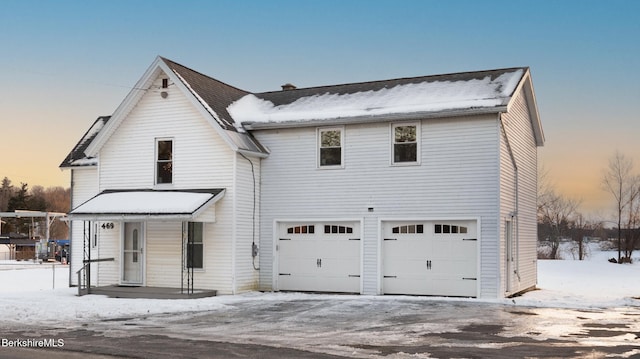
xmin=277 ymin=222 xmax=361 ymax=293
xmin=122 ymin=222 xmax=143 ymax=285
xmin=382 ymin=220 xmax=477 ymax=297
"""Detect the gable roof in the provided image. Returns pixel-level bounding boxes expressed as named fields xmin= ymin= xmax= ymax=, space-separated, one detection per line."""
xmin=59 ymin=116 xmax=111 ymax=168
xmin=230 ymin=67 xmax=525 ymax=126
xmin=160 ymin=58 xmax=248 ymax=132
xmin=81 ymin=56 xmax=268 ymax=161
xmin=229 ymin=66 xmax=543 ymax=146
xmin=65 ymin=58 xmax=543 ymax=168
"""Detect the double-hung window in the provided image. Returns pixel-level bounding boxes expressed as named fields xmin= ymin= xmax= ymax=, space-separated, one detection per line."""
xmin=156 ymin=139 xmax=173 ymax=184
xmin=318 ymin=127 xmax=343 ymax=168
xmin=392 ymin=123 xmax=419 ymax=164
xmin=187 ymin=222 xmax=203 ymax=269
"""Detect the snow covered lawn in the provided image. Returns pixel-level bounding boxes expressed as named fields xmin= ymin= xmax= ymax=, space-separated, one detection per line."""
xmin=1 ymin=246 xmax=638 ymax=328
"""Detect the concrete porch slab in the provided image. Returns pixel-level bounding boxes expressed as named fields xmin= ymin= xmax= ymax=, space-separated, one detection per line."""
xmin=86 ymin=285 xmax=217 ymax=299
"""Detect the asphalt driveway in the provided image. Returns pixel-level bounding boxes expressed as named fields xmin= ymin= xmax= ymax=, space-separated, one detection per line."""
xmin=2 ymin=295 xmax=639 ymax=358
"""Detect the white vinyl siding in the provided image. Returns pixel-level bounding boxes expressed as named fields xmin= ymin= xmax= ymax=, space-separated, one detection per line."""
xmin=88 ymin=73 xmax=240 ymax=294
xmin=98 ymin=75 xmax=235 ymax=191
xmin=233 ymin=153 xmax=261 ymax=293
xmin=255 ymin=115 xmax=501 ymax=297
xmin=499 ymin=87 xmax=539 ymax=296
xmin=69 ymin=168 xmax=99 ymax=286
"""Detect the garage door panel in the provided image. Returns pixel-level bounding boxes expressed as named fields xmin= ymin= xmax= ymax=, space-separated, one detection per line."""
xmin=278 ymin=222 xmax=361 ymax=294
xmin=278 ymin=257 xmax=319 ymax=274
xmin=383 ymin=277 xmax=431 ymax=295
xmin=383 ymin=220 xmax=477 ymax=297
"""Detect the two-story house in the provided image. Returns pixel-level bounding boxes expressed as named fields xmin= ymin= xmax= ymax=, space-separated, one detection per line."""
xmin=61 ymin=56 xmax=543 ymax=298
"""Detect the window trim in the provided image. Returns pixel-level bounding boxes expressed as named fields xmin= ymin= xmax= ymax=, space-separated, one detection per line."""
xmin=390 ymin=122 xmax=420 ymax=166
xmin=317 ymin=126 xmax=345 ymax=169
xmin=155 ymin=138 xmax=174 ymax=186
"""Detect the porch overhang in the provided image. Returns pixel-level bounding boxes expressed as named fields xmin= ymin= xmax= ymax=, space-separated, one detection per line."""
xmin=67 ymin=189 xmax=225 ymax=222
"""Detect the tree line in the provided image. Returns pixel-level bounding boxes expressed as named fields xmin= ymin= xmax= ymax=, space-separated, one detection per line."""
xmin=538 ymin=151 xmax=640 ymax=263
xmin=0 ymin=177 xmax=70 ymax=239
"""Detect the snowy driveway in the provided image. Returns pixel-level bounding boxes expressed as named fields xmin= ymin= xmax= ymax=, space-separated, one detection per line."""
xmin=3 ymin=293 xmax=640 ymax=358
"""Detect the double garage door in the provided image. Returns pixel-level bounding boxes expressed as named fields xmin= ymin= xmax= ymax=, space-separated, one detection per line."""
xmin=277 ymin=220 xmax=477 ymax=297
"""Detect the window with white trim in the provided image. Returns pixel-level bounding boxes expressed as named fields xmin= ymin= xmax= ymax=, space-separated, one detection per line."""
xmin=187 ymin=222 xmax=203 ymax=269
xmin=156 ymin=139 xmax=173 ymax=184
xmin=392 ymin=123 xmax=419 ymax=164
xmin=318 ymin=127 xmax=343 ymax=167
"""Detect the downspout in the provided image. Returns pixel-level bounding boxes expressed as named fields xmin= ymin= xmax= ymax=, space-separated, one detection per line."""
xmin=499 ymin=114 xmax=521 ymax=282
xmin=69 ymin=169 xmax=74 ymax=287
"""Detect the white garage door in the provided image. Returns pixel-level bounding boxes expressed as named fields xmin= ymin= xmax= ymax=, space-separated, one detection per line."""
xmin=382 ymin=220 xmax=477 ymax=297
xmin=277 ymin=222 xmax=361 ymax=293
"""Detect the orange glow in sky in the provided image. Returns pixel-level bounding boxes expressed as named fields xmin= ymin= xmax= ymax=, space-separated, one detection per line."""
xmin=1 ymin=1 xmax=639 ymax=220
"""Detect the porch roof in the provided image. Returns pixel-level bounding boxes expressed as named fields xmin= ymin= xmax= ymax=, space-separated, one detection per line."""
xmin=67 ymin=189 xmax=225 ymax=221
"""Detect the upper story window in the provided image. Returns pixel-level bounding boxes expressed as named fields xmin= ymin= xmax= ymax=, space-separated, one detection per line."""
xmin=156 ymin=139 xmax=173 ymax=184
xmin=392 ymin=123 xmax=419 ymax=164
xmin=318 ymin=127 xmax=343 ymax=168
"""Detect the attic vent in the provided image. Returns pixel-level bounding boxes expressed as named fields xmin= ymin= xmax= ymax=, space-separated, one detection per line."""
xmin=281 ymin=83 xmax=296 ymax=91
xmin=162 ymin=79 xmax=169 ymax=88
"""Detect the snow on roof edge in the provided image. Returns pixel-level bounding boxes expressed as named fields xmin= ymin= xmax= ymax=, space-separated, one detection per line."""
xmin=228 ymin=69 xmax=524 ymax=126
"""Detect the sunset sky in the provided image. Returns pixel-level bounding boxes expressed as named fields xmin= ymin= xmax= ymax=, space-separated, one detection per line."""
xmin=1 ymin=0 xmax=638 ymax=219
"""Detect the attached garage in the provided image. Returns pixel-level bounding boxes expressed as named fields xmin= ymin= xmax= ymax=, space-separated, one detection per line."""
xmin=382 ymin=220 xmax=478 ymax=297
xmin=277 ymin=221 xmax=361 ymax=293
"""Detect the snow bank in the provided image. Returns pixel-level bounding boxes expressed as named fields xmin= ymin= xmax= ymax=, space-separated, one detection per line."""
xmin=1 ymin=245 xmax=638 ymax=327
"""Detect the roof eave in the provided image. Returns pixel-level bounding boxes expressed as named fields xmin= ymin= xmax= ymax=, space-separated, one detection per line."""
xmin=506 ymin=69 xmax=544 ymax=147
xmin=85 ymin=57 xmax=166 ymax=157
xmin=242 ymin=106 xmax=508 ymax=130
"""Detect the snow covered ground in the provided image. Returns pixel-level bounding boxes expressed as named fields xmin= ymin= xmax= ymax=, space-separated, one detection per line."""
xmin=1 ymin=242 xmax=638 ymax=328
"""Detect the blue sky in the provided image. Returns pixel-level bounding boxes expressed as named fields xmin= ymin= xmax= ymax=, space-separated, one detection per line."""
xmin=1 ymin=0 xmax=639 ymax=216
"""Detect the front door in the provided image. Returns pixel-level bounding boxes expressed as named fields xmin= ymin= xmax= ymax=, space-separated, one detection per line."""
xmin=122 ymin=222 xmax=143 ymax=285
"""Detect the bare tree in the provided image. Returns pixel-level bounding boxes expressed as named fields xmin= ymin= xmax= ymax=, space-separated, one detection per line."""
xmin=538 ymin=187 xmax=580 ymax=259
xmin=602 ymin=151 xmax=635 ymax=263
xmin=622 ymin=175 xmax=640 ymax=261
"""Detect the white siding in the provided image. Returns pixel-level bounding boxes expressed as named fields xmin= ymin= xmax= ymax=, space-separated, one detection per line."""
xmin=232 ymin=153 xmax=261 ymax=293
xmin=69 ymin=168 xmax=98 ymax=286
xmin=500 ymin=88 xmax=539 ymax=295
xmin=98 ymin=74 xmax=235 ymax=191
xmin=90 ymin=73 xmax=238 ymax=293
xmin=145 ymin=222 xmax=182 ymax=287
xmin=255 ymin=115 xmax=501 ymax=298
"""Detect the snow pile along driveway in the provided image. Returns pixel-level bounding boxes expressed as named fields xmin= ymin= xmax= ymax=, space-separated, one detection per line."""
xmin=0 ymin=247 xmax=639 ymax=327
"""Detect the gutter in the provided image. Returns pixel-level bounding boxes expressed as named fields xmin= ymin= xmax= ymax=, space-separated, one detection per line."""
xmin=243 ymin=106 xmax=508 ymax=130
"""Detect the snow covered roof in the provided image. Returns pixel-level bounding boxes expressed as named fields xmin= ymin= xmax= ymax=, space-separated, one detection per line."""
xmin=64 ymin=58 xmax=541 ymax=169
xmin=68 ymin=189 xmax=225 ymax=221
xmin=229 ymin=68 xmax=528 ymax=128
xmin=59 ymin=116 xmax=110 ymax=168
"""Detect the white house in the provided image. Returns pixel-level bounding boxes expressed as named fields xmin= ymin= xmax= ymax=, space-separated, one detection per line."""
xmin=61 ymin=56 xmax=543 ymax=298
